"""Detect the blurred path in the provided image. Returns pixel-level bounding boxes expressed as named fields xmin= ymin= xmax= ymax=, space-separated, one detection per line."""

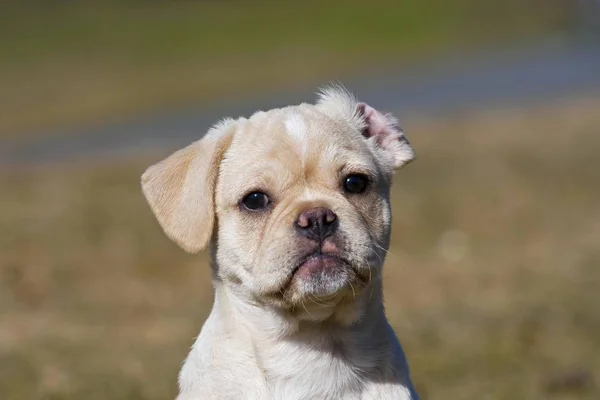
xmin=1 ymin=37 xmax=600 ymax=166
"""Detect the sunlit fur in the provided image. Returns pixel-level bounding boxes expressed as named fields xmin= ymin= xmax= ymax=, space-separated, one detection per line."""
xmin=141 ymin=86 xmax=418 ymax=400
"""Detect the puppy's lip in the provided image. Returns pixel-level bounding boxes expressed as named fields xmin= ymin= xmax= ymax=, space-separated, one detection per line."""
xmin=292 ymin=252 xmax=350 ymax=276
xmin=263 ymin=253 xmax=355 ymax=302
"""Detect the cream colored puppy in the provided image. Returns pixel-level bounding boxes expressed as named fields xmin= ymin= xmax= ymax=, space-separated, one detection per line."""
xmin=141 ymin=86 xmax=419 ymax=400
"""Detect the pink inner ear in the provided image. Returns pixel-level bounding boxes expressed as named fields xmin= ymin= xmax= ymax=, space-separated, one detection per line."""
xmin=356 ymin=102 xmax=415 ymax=169
xmin=357 ymin=102 xmax=402 ymax=147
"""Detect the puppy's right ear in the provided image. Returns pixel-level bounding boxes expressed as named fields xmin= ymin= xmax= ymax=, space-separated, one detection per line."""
xmin=141 ymin=119 xmax=236 ymax=253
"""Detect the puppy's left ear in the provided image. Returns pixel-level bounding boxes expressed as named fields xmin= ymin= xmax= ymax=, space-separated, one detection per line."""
xmin=141 ymin=119 xmax=236 ymax=253
xmin=357 ymin=102 xmax=415 ymax=169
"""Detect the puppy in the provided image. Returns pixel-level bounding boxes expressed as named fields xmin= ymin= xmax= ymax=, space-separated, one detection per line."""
xmin=141 ymin=86 xmax=419 ymax=400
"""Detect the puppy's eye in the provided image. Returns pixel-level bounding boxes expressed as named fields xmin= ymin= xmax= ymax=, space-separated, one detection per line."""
xmin=241 ymin=191 xmax=270 ymax=211
xmin=343 ymin=174 xmax=369 ymax=194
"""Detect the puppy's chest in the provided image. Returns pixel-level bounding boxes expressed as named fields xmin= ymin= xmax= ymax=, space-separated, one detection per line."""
xmin=257 ymin=341 xmax=373 ymax=400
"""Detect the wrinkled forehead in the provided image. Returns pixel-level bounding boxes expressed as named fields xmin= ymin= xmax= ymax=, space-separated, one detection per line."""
xmin=222 ymin=106 xmax=376 ymax=179
xmin=218 ymin=105 xmax=378 ymax=200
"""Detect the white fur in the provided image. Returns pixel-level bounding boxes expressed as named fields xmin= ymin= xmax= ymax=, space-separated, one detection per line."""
xmin=177 ymin=284 xmax=418 ymax=400
xmin=284 ymin=112 xmax=309 ymax=168
xmin=284 ymin=113 xmax=308 ymax=143
xmin=142 ymin=86 xmax=419 ymax=400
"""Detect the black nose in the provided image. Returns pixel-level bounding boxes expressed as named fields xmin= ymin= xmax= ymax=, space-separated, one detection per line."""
xmin=294 ymin=207 xmax=338 ymax=241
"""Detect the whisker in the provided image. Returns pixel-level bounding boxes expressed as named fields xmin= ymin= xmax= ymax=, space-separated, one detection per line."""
xmin=308 ymin=294 xmax=332 ymax=308
xmin=301 ymin=300 xmax=316 ymax=319
xmin=353 ymin=243 xmax=384 ymax=265
xmin=349 ymin=281 xmax=357 ymax=299
xmin=373 ymin=242 xmax=392 ymax=256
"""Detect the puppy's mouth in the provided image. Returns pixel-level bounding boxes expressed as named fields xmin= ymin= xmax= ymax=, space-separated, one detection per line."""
xmin=291 ymin=252 xmax=350 ymax=279
xmin=274 ymin=249 xmax=370 ymax=301
xmin=260 ymin=239 xmax=375 ymax=307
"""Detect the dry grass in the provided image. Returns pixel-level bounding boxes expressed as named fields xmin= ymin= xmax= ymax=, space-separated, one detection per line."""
xmin=1 ymin=97 xmax=599 ymax=399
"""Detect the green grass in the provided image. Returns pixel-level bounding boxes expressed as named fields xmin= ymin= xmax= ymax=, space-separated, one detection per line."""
xmin=1 ymin=96 xmax=599 ymax=399
xmin=0 ymin=0 xmax=573 ymax=137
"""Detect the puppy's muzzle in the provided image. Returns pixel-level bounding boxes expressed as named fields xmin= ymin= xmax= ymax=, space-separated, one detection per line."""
xmin=294 ymin=207 xmax=338 ymax=242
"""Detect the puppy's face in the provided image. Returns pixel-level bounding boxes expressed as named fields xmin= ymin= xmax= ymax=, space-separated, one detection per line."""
xmin=217 ymin=108 xmax=393 ymax=311
xmin=142 ymin=88 xmax=414 ymax=322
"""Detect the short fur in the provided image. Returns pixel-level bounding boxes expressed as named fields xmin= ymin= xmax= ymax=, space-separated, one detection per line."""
xmin=142 ymin=86 xmax=419 ymax=400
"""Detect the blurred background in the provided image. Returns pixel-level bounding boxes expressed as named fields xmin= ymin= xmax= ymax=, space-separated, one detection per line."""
xmin=1 ymin=1 xmax=599 ymax=399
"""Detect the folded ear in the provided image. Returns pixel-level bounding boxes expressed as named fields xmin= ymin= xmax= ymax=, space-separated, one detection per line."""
xmin=316 ymin=86 xmax=414 ymax=170
xmin=357 ymin=102 xmax=415 ymax=169
xmin=141 ymin=119 xmax=236 ymax=253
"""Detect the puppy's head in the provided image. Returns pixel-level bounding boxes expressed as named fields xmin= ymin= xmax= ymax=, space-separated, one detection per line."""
xmin=142 ymin=87 xmax=414 ymax=323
